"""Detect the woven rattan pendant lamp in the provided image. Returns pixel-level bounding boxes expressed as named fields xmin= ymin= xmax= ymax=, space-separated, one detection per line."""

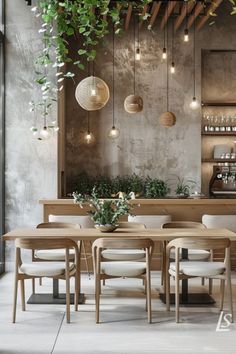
xmin=75 ymin=61 xmax=110 ymax=111
xmin=160 ymin=12 xmax=176 ymax=128
xmin=124 ymin=15 xmax=143 ymax=114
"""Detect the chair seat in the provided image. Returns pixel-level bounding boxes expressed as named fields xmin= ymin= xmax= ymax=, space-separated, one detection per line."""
xmin=20 ymin=262 xmax=75 ymax=277
xmin=35 ymin=249 xmax=75 ymax=261
xmin=101 ymin=261 xmax=146 ymax=277
xmin=101 ymin=248 xmax=145 ymax=261
xmin=170 ymin=249 xmax=210 ymax=261
xmin=170 ymin=261 xmax=225 ymax=277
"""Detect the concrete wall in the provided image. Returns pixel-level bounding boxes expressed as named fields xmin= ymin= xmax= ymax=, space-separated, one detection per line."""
xmin=5 ymin=2 xmax=57 ymax=266
xmin=64 ymin=2 xmax=236 ymax=195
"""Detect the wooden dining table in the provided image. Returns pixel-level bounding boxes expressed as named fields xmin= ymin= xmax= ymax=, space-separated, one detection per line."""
xmin=3 ymin=227 xmax=236 ymax=306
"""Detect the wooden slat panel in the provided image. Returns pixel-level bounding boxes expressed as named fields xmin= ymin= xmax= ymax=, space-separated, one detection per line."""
xmin=174 ymin=1 xmax=195 ymax=31
xmin=149 ymin=1 xmax=161 ymax=28
xmin=139 ymin=4 xmax=149 ymax=29
xmin=197 ymin=0 xmax=223 ymax=30
xmin=160 ymin=1 xmax=177 ymax=30
xmin=125 ymin=4 xmax=132 ymax=31
xmin=187 ymin=2 xmax=204 ymax=29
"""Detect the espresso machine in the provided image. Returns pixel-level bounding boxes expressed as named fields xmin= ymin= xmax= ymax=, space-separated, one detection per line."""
xmin=209 ymin=165 xmax=236 ymax=198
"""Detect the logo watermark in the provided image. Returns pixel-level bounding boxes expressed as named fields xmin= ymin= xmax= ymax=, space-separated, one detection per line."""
xmin=216 ymin=311 xmax=232 ymax=332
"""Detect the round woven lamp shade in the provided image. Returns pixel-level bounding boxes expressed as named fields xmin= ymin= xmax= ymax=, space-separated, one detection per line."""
xmin=124 ymin=94 xmax=143 ymax=113
xmin=159 ymin=111 xmax=176 ymax=128
xmin=75 ymin=76 xmax=110 ymax=111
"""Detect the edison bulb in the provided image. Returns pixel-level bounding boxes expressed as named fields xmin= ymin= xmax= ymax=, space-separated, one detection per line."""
xmin=162 ymin=48 xmax=167 ymax=59
xmin=190 ymin=96 xmax=199 ymax=110
xmin=84 ymin=131 xmax=95 ymax=145
xmin=38 ymin=126 xmax=51 ymax=140
xmin=91 ymin=87 xmax=97 ymax=96
xmin=170 ymin=62 xmax=175 ymax=74
xmin=184 ymin=29 xmax=189 ymax=42
xmin=135 ymin=48 xmax=141 ymax=61
xmin=108 ymin=126 xmax=120 ymax=139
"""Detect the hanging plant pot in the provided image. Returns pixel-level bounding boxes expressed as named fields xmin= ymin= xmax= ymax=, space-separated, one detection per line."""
xmin=75 ymin=76 xmax=110 ymax=111
xmin=159 ymin=111 xmax=176 ymax=128
xmin=124 ymin=94 xmax=143 ymax=113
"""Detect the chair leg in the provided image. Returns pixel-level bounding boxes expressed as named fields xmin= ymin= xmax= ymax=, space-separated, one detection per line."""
xmin=209 ymin=278 xmax=213 ymax=295
xmin=146 ymin=274 xmax=152 ymax=323
xmin=226 ymin=277 xmax=233 ymax=323
xmin=13 ymin=277 xmax=18 ymax=323
xmin=175 ymin=275 xmax=180 ymax=323
xmin=82 ymin=241 xmax=90 ymax=279
xmin=166 ymin=272 xmax=170 ymax=311
xmin=65 ymin=275 xmax=70 ymax=324
xmin=39 ymin=278 xmax=42 ymax=286
xmin=74 ymin=275 xmax=79 ymax=312
xmin=96 ymin=275 xmax=100 ymax=324
xmin=32 ymin=278 xmax=35 ymax=294
xmin=161 ymin=241 xmax=167 ymax=287
xmin=102 ymin=279 xmax=105 ymax=286
xmin=201 ymin=277 xmax=205 ymax=286
xmin=20 ymin=279 xmax=26 ymax=311
xmin=144 ymin=277 xmax=147 ymax=295
xmin=220 ymin=279 xmax=225 ymax=311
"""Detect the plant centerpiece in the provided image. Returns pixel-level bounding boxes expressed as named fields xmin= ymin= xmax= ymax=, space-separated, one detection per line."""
xmin=175 ymin=177 xmax=196 ymax=198
xmin=73 ymin=188 xmax=132 ymax=232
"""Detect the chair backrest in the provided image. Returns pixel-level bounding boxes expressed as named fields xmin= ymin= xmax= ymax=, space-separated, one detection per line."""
xmin=15 ymin=237 xmax=78 ymax=251
xmin=128 ymin=215 xmax=171 ymax=228
xmin=37 ymin=222 xmax=81 ymax=229
xmin=202 ymin=215 xmax=236 ymax=232
xmin=49 ymin=214 xmax=94 ymax=228
xmin=93 ymin=237 xmax=154 ymax=250
xmin=117 ymin=222 xmax=146 ymax=229
xmin=162 ymin=221 xmax=206 ymax=229
xmin=167 ymin=237 xmax=230 ymax=252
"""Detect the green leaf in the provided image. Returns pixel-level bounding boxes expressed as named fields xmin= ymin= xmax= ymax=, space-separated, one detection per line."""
xmin=79 ymin=27 xmax=86 ymax=33
xmin=78 ymin=49 xmax=87 ymax=55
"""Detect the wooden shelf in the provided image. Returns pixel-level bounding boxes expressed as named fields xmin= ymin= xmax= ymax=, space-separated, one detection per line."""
xmin=201 ymin=131 xmax=236 ymax=136
xmin=202 ymin=102 xmax=236 ymax=107
xmin=202 ymin=159 xmax=236 ymax=163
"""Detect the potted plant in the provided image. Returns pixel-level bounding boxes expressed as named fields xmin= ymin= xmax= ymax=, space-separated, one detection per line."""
xmin=175 ymin=177 xmax=196 ymax=198
xmin=144 ymin=177 xmax=169 ymax=198
xmin=73 ymin=188 xmax=132 ymax=232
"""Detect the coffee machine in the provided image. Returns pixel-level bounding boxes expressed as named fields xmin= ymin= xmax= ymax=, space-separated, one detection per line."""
xmin=209 ymin=165 xmax=236 ymax=198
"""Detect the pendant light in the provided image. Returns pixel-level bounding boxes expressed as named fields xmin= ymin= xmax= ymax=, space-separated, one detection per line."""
xmin=124 ymin=15 xmax=143 ymax=114
xmin=184 ymin=3 xmax=189 ymax=42
xmin=170 ymin=19 xmax=175 ymax=74
xmin=108 ymin=26 xmax=120 ymax=140
xmin=160 ymin=17 xmax=176 ymax=128
xmin=162 ymin=10 xmax=167 ymax=60
xmin=190 ymin=19 xmax=199 ymax=110
xmin=84 ymin=111 xmax=95 ymax=145
xmin=75 ymin=61 xmax=110 ymax=111
xmin=135 ymin=17 xmax=141 ymax=61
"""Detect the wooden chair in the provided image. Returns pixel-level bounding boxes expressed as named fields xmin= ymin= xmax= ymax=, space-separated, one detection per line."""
xmin=13 ymin=238 xmax=80 ymax=323
xmin=161 ymin=221 xmax=211 ymax=291
xmin=117 ymin=222 xmax=146 ymax=229
xmin=93 ymin=238 xmax=154 ymax=323
xmin=166 ymin=237 xmax=233 ymax=323
xmin=33 ymin=222 xmax=81 ymax=291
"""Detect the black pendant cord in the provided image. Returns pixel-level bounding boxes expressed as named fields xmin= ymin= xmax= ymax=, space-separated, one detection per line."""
xmin=193 ymin=18 xmax=196 ymax=97
xmin=166 ymin=21 xmax=169 ymax=112
xmin=133 ymin=15 xmax=136 ymax=95
xmin=185 ymin=2 xmax=188 ymax=30
xmin=172 ymin=18 xmax=174 ymax=64
xmin=112 ymin=25 xmax=115 ymax=127
xmin=87 ymin=111 xmax=90 ymax=133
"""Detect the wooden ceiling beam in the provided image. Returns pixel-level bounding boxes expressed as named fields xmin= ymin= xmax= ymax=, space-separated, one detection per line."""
xmin=160 ymin=1 xmax=177 ymax=30
xmin=149 ymin=1 xmax=162 ymax=29
xmin=125 ymin=4 xmax=132 ymax=31
xmin=187 ymin=2 xmax=204 ymax=29
xmin=196 ymin=0 xmax=223 ymax=30
xmin=139 ymin=4 xmax=149 ymax=28
xmin=174 ymin=1 xmax=195 ymax=32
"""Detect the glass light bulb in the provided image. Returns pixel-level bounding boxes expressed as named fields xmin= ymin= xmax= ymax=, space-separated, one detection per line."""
xmin=39 ymin=126 xmax=51 ymax=140
xmin=184 ymin=29 xmax=189 ymax=42
xmin=135 ymin=48 xmax=141 ymax=61
xmin=162 ymin=48 xmax=167 ymax=59
xmin=190 ymin=96 xmax=199 ymax=110
xmin=84 ymin=131 xmax=95 ymax=145
xmin=170 ymin=62 xmax=175 ymax=74
xmin=91 ymin=87 xmax=97 ymax=96
xmin=108 ymin=126 xmax=120 ymax=139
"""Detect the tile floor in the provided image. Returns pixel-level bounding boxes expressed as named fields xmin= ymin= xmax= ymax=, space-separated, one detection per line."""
xmin=0 ymin=271 xmax=235 ymax=354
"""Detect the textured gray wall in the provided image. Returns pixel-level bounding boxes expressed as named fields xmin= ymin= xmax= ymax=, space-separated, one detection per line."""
xmin=65 ymin=2 xmax=236 ymax=195
xmin=5 ymin=2 xmax=57 ymax=266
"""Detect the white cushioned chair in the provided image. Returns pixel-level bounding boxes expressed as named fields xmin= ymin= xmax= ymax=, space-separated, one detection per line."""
xmin=93 ymin=237 xmax=154 ymax=323
xmin=48 ymin=215 xmax=94 ymax=275
xmin=166 ymin=237 xmax=233 ymax=323
xmin=13 ymin=238 xmax=80 ymax=324
xmin=202 ymin=215 xmax=236 ymax=232
xmin=128 ymin=215 xmax=171 ymax=228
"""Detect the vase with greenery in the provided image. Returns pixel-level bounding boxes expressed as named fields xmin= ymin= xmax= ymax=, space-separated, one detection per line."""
xmin=175 ymin=177 xmax=196 ymax=198
xmin=73 ymin=188 xmax=132 ymax=232
xmin=144 ymin=177 xmax=169 ymax=199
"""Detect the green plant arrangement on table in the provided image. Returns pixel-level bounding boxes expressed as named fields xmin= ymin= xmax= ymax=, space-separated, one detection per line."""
xmin=175 ymin=177 xmax=196 ymax=198
xmin=73 ymin=188 xmax=132 ymax=232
